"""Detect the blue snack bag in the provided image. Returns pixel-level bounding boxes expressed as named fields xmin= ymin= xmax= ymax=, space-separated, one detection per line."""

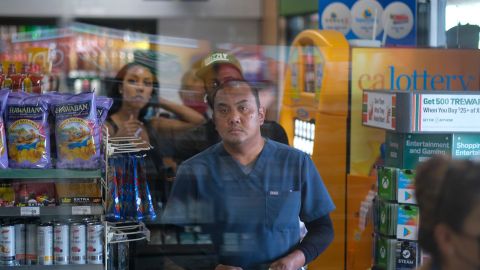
xmin=132 ymin=155 xmax=144 ymax=221
xmin=96 ymin=96 xmax=113 ymax=166
xmin=6 ymin=92 xmax=51 ymax=168
xmin=138 ymin=156 xmax=156 ymax=220
xmin=123 ymin=155 xmax=134 ymax=220
xmin=106 ymin=156 xmax=121 ymax=220
xmin=50 ymin=92 xmax=100 ymax=169
xmin=0 ymin=89 xmax=10 ymax=169
xmin=96 ymin=96 xmax=113 ymax=125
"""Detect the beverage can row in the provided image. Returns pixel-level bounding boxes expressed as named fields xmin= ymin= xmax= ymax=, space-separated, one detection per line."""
xmin=0 ymin=218 xmax=103 ymax=266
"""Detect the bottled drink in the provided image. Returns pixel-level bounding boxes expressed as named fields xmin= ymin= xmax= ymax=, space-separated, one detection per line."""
xmin=2 ymin=64 xmax=14 ymax=90
xmin=21 ymin=63 xmax=33 ymax=93
xmin=0 ymin=64 xmax=4 ymax=88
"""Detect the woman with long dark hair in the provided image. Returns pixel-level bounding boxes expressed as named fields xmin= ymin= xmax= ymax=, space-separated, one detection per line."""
xmin=106 ymin=62 xmax=205 ymax=141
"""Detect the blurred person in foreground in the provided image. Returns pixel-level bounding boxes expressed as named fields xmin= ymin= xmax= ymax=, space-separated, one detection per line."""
xmin=162 ymin=79 xmax=335 ymax=270
xmin=415 ymin=155 xmax=480 ymax=270
xmin=172 ymin=52 xmax=288 ymax=164
xmin=179 ymin=66 xmax=209 ymax=118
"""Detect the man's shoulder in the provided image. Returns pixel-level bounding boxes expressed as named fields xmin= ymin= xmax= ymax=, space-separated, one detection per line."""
xmin=180 ymin=142 xmax=221 ymax=167
xmin=266 ymin=139 xmax=305 ymax=157
xmin=261 ymin=120 xmax=289 ymax=145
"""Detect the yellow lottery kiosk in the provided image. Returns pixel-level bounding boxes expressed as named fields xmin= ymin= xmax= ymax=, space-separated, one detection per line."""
xmin=279 ymin=30 xmax=350 ymax=269
xmin=281 ymin=29 xmax=480 ymax=269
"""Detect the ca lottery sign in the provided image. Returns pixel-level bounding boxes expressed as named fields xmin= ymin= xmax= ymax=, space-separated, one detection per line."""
xmin=319 ymin=0 xmax=416 ymax=46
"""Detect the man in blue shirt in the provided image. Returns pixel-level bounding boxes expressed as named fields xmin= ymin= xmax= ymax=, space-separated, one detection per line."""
xmin=162 ymin=79 xmax=335 ymax=270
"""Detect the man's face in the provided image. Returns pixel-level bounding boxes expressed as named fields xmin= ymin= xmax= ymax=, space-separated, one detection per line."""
xmin=204 ymin=64 xmax=243 ymax=100
xmin=213 ymin=82 xmax=265 ymax=147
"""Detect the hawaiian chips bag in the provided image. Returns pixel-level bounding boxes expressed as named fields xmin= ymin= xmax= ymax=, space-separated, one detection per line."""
xmin=96 ymin=96 xmax=113 ymax=126
xmin=96 ymin=96 xmax=113 ymax=166
xmin=6 ymin=92 xmax=51 ymax=168
xmin=51 ymin=92 xmax=99 ymax=169
xmin=0 ymin=89 xmax=10 ymax=169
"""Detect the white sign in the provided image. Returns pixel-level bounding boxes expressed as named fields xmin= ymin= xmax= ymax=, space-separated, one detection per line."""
xmin=20 ymin=207 xmax=40 ymax=216
xmin=351 ymin=0 xmax=384 ymax=39
xmin=321 ymin=2 xmax=351 ymax=34
xmin=418 ymin=94 xmax=480 ymax=132
xmin=72 ymin=206 xmax=92 ymax=215
xmin=363 ymin=91 xmax=396 ymax=130
xmin=383 ymin=2 xmax=414 ymax=39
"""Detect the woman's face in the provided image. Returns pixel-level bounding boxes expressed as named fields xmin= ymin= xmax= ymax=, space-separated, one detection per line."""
xmin=120 ymin=65 xmax=154 ymax=110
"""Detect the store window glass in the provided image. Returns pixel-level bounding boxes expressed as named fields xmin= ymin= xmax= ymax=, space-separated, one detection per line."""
xmin=0 ymin=1 xmax=479 ymax=270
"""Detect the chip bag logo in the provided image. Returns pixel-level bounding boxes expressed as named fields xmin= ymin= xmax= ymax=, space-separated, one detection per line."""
xmin=54 ymin=102 xmax=90 ymax=115
xmin=58 ymin=118 xmax=96 ymax=161
xmin=7 ymin=119 xmax=46 ymax=164
xmin=97 ymin=108 xmax=106 ymax=119
xmin=8 ymin=105 xmax=42 ymax=115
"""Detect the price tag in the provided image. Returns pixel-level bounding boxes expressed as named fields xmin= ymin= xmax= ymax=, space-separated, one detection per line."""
xmin=72 ymin=206 xmax=92 ymax=215
xmin=20 ymin=207 xmax=40 ymax=216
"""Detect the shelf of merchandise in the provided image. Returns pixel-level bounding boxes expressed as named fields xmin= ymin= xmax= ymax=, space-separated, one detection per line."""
xmin=8 ymin=264 xmax=103 ymax=270
xmin=0 ymin=169 xmax=102 ymax=179
xmin=0 ymin=205 xmax=104 ymax=217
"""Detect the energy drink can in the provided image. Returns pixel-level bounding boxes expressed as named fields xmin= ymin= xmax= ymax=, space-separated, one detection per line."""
xmin=70 ymin=222 xmax=86 ymax=264
xmin=0 ymin=224 xmax=15 ymax=266
xmin=25 ymin=223 xmax=37 ymax=265
xmin=53 ymin=223 xmax=69 ymax=265
xmin=37 ymin=223 xmax=53 ymax=265
xmin=87 ymin=222 xmax=104 ymax=264
xmin=14 ymin=222 xmax=26 ymax=265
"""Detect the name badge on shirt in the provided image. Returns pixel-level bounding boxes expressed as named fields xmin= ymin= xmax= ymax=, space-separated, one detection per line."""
xmin=269 ymin=190 xmax=295 ymax=196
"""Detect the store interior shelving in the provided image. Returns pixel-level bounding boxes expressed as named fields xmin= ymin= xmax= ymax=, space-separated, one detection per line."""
xmin=8 ymin=265 xmax=103 ymax=270
xmin=0 ymin=169 xmax=101 ymax=179
xmin=0 ymin=205 xmax=104 ymax=217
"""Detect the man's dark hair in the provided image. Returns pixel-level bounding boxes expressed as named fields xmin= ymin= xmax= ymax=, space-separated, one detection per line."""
xmin=211 ymin=79 xmax=261 ymax=109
